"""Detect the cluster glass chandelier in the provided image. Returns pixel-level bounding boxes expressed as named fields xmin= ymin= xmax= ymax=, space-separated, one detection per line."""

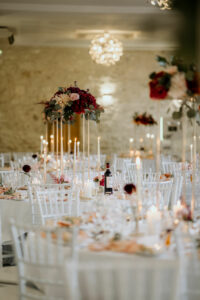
xmin=89 ymin=32 xmax=123 ymax=66
xmin=149 ymin=0 xmax=172 ymax=10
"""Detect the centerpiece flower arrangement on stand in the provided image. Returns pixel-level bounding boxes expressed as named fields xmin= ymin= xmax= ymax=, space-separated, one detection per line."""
xmin=133 ymin=112 xmax=157 ymax=126
xmin=40 ymin=82 xmax=104 ymax=187
xmin=133 ymin=112 xmax=157 ymax=155
xmin=149 ymin=55 xmax=200 ymax=216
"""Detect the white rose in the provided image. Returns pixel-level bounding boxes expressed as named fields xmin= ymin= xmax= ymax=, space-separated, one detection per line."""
xmin=55 ymin=94 xmax=70 ymax=105
xmin=166 ymin=65 xmax=178 ymax=75
xmin=168 ymin=72 xmax=187 ymax=99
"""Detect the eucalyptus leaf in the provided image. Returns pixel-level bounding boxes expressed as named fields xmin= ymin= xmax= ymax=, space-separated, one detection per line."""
xmin=54 ymin=104 xmax=61 ymax=110
xmin=185 ymin=70 xmax=195 ymax=81
xmin=156 ymin=56 xmax=169 ymax=67
xmin=172 ymin=111 xmax=182 ymax=119
xmin=187 ymin=109 xmax=196 ymax=118
xmin=149 ymin=72 xmax=156 ymax=80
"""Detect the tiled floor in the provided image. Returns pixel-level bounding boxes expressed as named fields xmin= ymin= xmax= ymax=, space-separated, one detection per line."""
xmin=0 ymin=285 xmax=18 ymax=300
xmin=0 ymin=266 xmax=18 ymax=300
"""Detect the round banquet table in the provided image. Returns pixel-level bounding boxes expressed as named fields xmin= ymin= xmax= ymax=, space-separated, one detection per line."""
xmin=0 ymin=199 xmax=31 ymax=243
xmin=24 ymin=228 xmax=200 ymax=300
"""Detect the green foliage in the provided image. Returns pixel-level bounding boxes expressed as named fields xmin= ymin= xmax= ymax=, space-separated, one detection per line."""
xmin=158 ymin=73 xmax=171 ymax=89
xmin=171 ymin=99 xmax=200 ymax=125
xmin=187 ymin=109 xmax=196 ymax=118
xmin=172 ymin=111 xmax=182 ymax=120
xmin=156 ymin=56 xmax=169 ymax=67
xmin=149 ymin=72 xmax=156 ymax=79
xmin=4 ymin=188 xmax=14 ymax=195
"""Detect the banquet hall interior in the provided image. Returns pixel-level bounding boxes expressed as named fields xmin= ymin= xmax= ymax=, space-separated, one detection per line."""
xmin=0 ymin=0 xmax=200 ymax=299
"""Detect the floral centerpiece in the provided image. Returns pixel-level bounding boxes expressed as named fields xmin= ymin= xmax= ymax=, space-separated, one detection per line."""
xmin=149 ymin=56 xmax=200 ymax=120
xmin=133 ymin=112 xmax=157 ymax=126
xmin=40 ymin=82 xmax=104 ymax=123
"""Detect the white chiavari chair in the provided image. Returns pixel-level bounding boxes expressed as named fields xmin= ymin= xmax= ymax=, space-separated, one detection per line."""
xmin=36 ymin=189 xmax=73 ymax=225
xmin=142 ymin=172 xmax=161 ymax=181
xmin=115 ymin=158 xmax=132 ymax=173
xmin=184 ymin=171 xmax=200 ymax=211
xmin=2 ymin=152 xmax=12 ymax=166
xmin=65 ymin=259 xmax=180 ymax=300
xmin=132 ymin=172 xmax=161 ymax=183
xmin=170 ymin=175 xmax=183 ymax=207
xmin=142 ymin=180 xmax=173 ymax=210
xmin=124 ymin=162 xmax=136 ymax=182
xmin=161 ymin=154 xmax=173 ymax=163
xmin=161 ymin=162 xmax=188 ymax=175
xmin=142 ymin=159 xmax=156 ymax=172
xmin=11 ymin=220 xmax=78 ymax=300
xmin=3 ymin=171 xmax=30 ymax=189
xmin=0 ymin=154 xmax=4 ymax=168
xmin=175 ymin=228 xmax=200 ymax=300
xmin=0 ymin=170 xmax=15 ymax=186
xmin=28 ymin=183 xmax=80 ymax=225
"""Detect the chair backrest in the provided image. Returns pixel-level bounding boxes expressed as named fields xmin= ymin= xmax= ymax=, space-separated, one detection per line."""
xmin=142 ymin=159 xmax=156 ymax=172
xmin=124 ymin=162 xmax=137 ymax=182
xmin=161 ymin=162 xmax=187 ymax=175
xmin=11 ymin=220 xmax=78 ymax=300
xmin=36 ymin=189 xmax=73 ymax=225
xmin=27 ymin=184 xmax=42 ymax=226
xmin=175 ymin=229 xmax=200 ymax=299
xmin=0 ymin=170 xmax=15 ymax=186
xmin=65 ymin=259 xmax=179 ymax=300
xmin=161 ymin=155 xmax=172 ymax=163
xmin=170 ymin=175 xmax=183 ymax=207
xmin=0 ymin=154 xmax=4 ymax=168
xmin=3 ymin=171 xmax=30 ymax=188
xmin=2 ymin=152 xmax=12 ymax=165
xmin=142 ymin=180 xmax=173 ymax=210
xmin=116 ymin=158 xmax=132 ymax=173
xmin=126 ymin=167 xmax=161 ymax=183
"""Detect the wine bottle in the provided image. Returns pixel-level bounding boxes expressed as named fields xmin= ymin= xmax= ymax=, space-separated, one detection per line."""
xmin=104 ymin=162 xmax=113 ymax=194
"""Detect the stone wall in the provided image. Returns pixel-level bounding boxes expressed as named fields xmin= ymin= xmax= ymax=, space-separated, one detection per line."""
xmin=0 ymin=45 xmax=182 ymax=156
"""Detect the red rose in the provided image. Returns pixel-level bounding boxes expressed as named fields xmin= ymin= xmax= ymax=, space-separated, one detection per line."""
xmin=22 ymin=165 xmax=31 ymax=173
xmin=149 ymin=71 xmax=169 ymax=100
xmin=67 ymin=87 xmax=81 ymax=94
xmin=100 ymin=176 xmax=105 ymax=186
xmin=124 ymin=183 xmax=136 ymax=194
xmin=186 ymin=72 xmax=200 ymax=95
xmin=149 ymin=81 xmax=168 ymax=99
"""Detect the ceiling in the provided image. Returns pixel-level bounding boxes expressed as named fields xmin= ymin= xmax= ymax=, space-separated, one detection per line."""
xmin=0 ymin=0 xmax=180 ymax=50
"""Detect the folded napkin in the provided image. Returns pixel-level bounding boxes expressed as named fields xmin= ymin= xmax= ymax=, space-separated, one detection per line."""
xmin=89 ymin=238 xmax=162 ymax=255
xmin=0 ymin=167 xmax=12 ymax=171
xmin=88 ymin=240 xmax=141 ymax=254
xmin=0 ymin=192 xmax=22 ymax=200
xmin=18 ymin=186 xmax=28 ymax=191
xmin=57 ymin=217 xmax=81 ymax=227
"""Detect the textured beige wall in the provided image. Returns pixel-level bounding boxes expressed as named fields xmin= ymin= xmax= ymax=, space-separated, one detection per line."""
xmin=0 ymin=46 xmax=171 ymax=154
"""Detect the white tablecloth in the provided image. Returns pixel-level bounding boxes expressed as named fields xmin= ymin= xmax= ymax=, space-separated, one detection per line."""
xmin=0 ymin=199 xmax=31 ymax=243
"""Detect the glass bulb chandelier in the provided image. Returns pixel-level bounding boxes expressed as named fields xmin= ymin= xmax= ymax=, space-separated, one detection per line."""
xmin=89 ymin=32 xmax=123 ymax=66
xmin=149 ymin=0 xmax=172 ymax=10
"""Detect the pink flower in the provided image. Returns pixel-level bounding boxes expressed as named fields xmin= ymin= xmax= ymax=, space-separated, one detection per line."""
xmin=70 ymin=93 xmax=80 ymax=101
xmin=166 ymin=66 xmax=178 ymax=75
xmin=168 ymin=73 xmax=187 ymax=99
